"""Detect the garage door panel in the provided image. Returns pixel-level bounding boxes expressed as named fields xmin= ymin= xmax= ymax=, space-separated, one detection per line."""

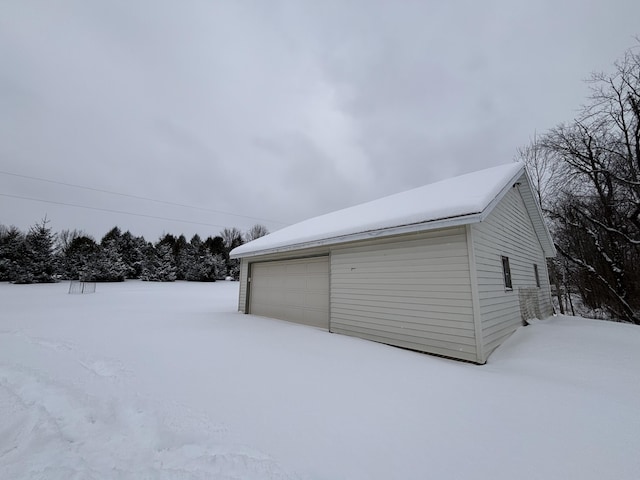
xmin=305 ymin=292 xmax=328 ymax=308
xmin=306 ymin=276 xmax=329 ymax=291
xmin=277 ymin=292 xmax=326 ymax=309
xmin=249 ymin=257 xmax=329 ymax=329
xmin=307 ymin=261 xmax=329 ymax=274
xmin=304 ymin=309 xmax=327 ymax=327
xmin=283 ymin=291 xmax=307 ymax=307
xmin=285 ymin=263 xmax=307 ymax=274
xmin=283 ymin=277 xmax=303 ymax=289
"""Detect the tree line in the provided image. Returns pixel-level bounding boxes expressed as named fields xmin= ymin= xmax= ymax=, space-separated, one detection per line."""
xmin=0 ymin=220 xmax=268 ymax=284
xmin=519 ymin=43 xmax=640 ymax=324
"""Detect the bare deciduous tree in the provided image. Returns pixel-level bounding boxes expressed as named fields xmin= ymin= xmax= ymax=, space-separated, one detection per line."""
xmin=220 ymin=227 xmax=244 ymax=250
xmin=55 ymin=229 xmax=86 ymax=255
xmin=244 ymin=224 xmax=269 ymax=242
xmin=524 ymin=44 xmax=640 ymax=323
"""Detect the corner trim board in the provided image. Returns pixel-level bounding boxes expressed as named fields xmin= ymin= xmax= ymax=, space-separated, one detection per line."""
xmin=466 ymin=224 xmax=485 ymax=363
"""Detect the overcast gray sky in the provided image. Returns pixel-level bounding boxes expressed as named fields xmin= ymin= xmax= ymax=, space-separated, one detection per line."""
xmin=1 ymin=0 xmax=638 ymax=242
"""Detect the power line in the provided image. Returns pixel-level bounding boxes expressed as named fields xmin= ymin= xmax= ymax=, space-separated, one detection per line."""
xmin=0 ymin=170 xmax=287 ymax=225
xmin=0 ymin=192 xmax=235 ymax=230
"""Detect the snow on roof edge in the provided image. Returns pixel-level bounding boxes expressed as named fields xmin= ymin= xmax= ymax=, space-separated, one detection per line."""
xmin=230 ymin=212 xmax=485 ymax=259
xmin=231 ymin=162 xmax=526 ymax=258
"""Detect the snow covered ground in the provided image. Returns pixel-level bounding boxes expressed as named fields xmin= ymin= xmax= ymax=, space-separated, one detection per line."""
xmin=1 ymin=281 xmax=639 ymax=480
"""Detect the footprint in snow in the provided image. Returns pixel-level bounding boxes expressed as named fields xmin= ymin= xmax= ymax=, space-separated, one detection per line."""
xmin=0 ymin=364 xmax=299 ymax=480
xmin=79 ymin=359 xmax=127 ymax=379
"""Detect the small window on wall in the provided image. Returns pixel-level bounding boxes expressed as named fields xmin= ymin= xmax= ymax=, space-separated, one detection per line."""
xmin=501 ymin=256 xmax=512 ymax=290
xmin=534 ymin=264 xmax=540 ymax=287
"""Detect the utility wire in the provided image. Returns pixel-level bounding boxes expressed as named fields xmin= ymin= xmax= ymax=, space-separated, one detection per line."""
xmin=0 ymin=170 xmax=287 ymax=225
xmin=0 ymin=192 xmax=234 ymax=230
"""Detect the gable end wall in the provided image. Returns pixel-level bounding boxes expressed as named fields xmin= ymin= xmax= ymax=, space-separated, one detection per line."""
xmin=472 ymin=185 xmax=553 ymax=356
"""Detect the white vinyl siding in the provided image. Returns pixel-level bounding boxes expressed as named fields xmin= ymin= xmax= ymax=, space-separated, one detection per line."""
xmin=238 ymin=259 xmax=249 ymax=313
xmin=249 ymin=256 xmax=329 ymax=329
xmin=330 ymin=227 xmax=479 ymax=362
xmin=472 ymin=184 xmax=553 ymax=355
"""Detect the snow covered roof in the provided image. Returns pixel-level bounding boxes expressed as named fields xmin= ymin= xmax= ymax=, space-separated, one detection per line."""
xmin=231 ymin=162 xmax=555 ymax=258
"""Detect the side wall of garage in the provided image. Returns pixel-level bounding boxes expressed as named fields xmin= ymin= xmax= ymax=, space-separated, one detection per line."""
xmin=330 ymin=227 xmax=479 ymax=362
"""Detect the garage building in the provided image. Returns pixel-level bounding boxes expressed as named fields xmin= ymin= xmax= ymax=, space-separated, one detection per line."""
xmin=230 ymin=162 xmax=555 ymax=363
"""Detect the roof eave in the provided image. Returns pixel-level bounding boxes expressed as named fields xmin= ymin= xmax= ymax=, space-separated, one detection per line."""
xmin=230 ymin=212 xmax=484 ymax=259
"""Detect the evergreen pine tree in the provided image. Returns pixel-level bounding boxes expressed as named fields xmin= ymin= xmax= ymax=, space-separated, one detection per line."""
xmin=0 ymin=225 xmax=25 ymax=282
xmin=205 ymin=235 xmax=225 ymax=256
xmin=155 ymin=243 xmax=176 ymax=281
xmin=119 ymin=231 xmax=146 ymax=279
xmin=89 ymin=241 xmax=127 ymax=282
xmin=61 ymin=235 xmax=99 ymax=280
xmin=101 ymin=226 xmax=122 ymax=247
xmin=141 ymin=243 xmax=176 ymax=282
xmin=174 ymin=234 xmax=189 ymax=280
xmin=182 ymin=234 xmax=223 ymax=281
xmin=212 ymin=253 xmax=226 ymax=280
xmin=15 ymin=218 xmax=56 ymax=284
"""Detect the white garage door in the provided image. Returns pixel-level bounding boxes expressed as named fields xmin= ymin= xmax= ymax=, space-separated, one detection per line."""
xmin=249 ymin=256 xmax=329 ymax=329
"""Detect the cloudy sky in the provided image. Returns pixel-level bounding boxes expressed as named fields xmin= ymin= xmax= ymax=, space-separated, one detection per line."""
xmin=1 ymin=0 xmax=638 ymax=242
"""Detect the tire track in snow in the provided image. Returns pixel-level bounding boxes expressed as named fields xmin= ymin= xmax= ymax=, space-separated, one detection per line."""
xmin=0 ymin=330 xmax=132 ymax=381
